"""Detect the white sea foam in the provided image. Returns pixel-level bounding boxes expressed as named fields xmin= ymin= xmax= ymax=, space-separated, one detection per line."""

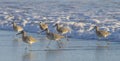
xmin=0 ymin=0 xmax=119 ymax=41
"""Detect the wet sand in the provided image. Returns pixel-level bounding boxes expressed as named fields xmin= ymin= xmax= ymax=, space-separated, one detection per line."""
xmin=0 ymin=30 xmax=120 ymax=61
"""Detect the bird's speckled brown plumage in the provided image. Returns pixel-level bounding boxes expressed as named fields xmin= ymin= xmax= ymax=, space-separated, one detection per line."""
xmin=54 ymin=23 xmax=70 ymax=34
xmin=45 ymin=28 xmax=64 ymax=48
xmin=17 ymin=31 xmax=37 ymax=46
xmin=39 ymin=22 xmax=48 ymax=31
xmin=94 ymin=26 xmax=110 ymax=38
xmin=45 ymin=28 xmax=64 ymax=41
xmin=12 ymin=22 xmax=23 ymax=32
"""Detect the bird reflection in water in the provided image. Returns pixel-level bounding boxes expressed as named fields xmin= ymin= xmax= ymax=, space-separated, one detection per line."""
xmin=45 ymin=50 xmax=63 ymax=61
xmin=95 ymin=46 xmax=108 ymax=61
xmin=22 ymin=51 xmax=34 ymax=61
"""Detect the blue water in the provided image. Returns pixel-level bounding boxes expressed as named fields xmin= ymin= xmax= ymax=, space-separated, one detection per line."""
xmin=0 ymin=30 xmax=120 ymax=61
xmin=0 ymin=0 xmax=120 ymax=41
xmin=0 ymin=1 xmax=120 ymax=61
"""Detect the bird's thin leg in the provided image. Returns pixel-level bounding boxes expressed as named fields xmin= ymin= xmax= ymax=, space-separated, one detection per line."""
xmin=104 ymin=41 xmax=109 ymax=48
xmin=37 ymin=31 xmax=41 ymax=34
xmin=25 ymin=45 xmax=28 ymax=50
xmin=14 ymin=33 xmax=18 ymax=38
xmin=59 ymin=40 xmax=63 ymax=45
xmin=25 ymin=44 xmax=31 ymax=50
xmin=106 ymin=41 xmax=110 ymax=45
xmin=106 ymin=38 xmax=110 ymax=46
xmin=37 ymin=31 xmax=42 ymax=34
xmin=57 ymin=41 xmax=61 ymax=48
xmin=37 ymin=30 xmax=43 ymax=34
xmin=65 ymin=34 xmax=69 ymax=41
xmin=96 ymin=37 xmax=101 ymax=46
xmin=38 ymin=30 xmax=46 ymax=34
xmin=29 ymin=44 xmax=32 ymax=50
xmin=46 ymin=40 xmax=52 ymax=48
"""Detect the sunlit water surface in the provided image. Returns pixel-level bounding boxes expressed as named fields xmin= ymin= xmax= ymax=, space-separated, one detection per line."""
xmin=0 ymin=30 xmax=120 ymax=61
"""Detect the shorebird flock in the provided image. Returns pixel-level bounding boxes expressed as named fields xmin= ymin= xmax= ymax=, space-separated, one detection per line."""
xmin=12 ymin=21 xmax=111 ymax=50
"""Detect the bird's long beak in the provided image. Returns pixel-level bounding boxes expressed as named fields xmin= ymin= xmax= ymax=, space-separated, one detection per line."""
xmin=16 ymin=32 xmax=22 ymax=35
xmin=53 ymin=25 xmax=55 ymax=27
xmin=53 ymin=24 xmax=56 ymax=27
xmin=92 ymin=26 xmax=95 ymax=30
xmin=41 ymin=30 xmax=46 ymax=33
xmin=88 ymin=26 xmax=95 ymax=31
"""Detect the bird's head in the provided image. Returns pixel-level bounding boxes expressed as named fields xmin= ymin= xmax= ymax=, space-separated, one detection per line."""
xmin=94 ymin=26 xmax=99 ymax=29
xmin=39 ymin=21 xmax=42 ymax=24
xmin=53 ymin=23 xmax=59 ymax=27
xmin=90 ymin=26 xmax=98 ymax=31
xmin=12 ymin=21 xmax=15 ymax=24
xmin=92 ymin=26 xmax=99 ymax=31
xmin=39 ymin=21 xmax=44 ymax=25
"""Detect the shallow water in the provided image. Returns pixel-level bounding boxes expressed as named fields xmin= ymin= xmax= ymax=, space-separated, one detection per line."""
xmin=0 ymin=30 xmax=120 ymax=61
xmin=0 ymin=0 xmax=120 ymax=41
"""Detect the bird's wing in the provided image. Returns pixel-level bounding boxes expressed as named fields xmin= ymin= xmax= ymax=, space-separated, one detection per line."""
xmin=16 ymin=25 xmax=23 ymax=31
xmin=40 ymin=24 xmax=48 ymax=29
xmin=99 ymin=30 xmax=110 ymax=35
xmin=59 ymin=27 xmax=69 ymax=32
xmin=28 ymin=36 xmax=37 ymax=42
xmin=53 ymin=33 xmax=64 ymax=39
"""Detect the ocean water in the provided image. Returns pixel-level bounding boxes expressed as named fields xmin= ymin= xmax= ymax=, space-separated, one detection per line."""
xmin=0 ymin=0 xmax=120 ymax=61
xmin=0 ymin=30 xmax=120 ymax=61
xmin=0 ymin=0 xmax=120 ymax=41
